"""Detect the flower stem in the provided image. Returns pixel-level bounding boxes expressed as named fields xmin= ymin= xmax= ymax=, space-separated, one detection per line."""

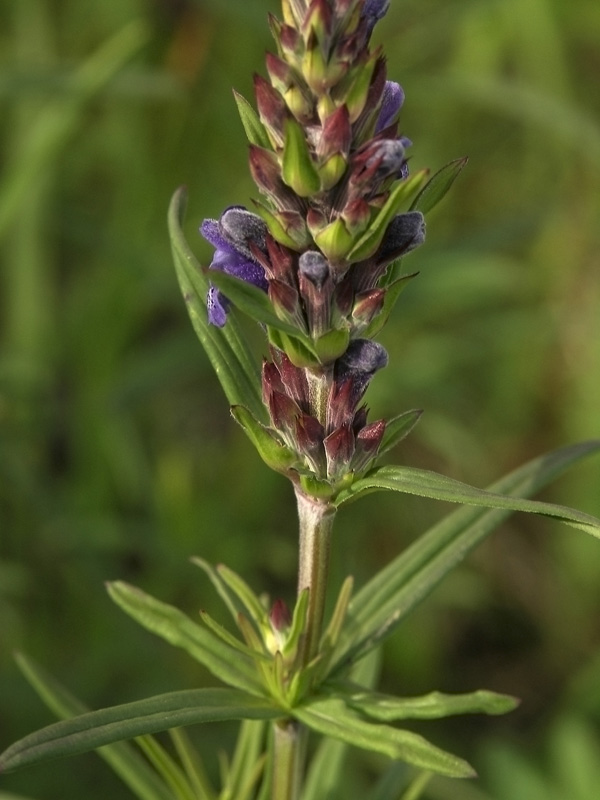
xmin=271 ymin=719 xmax=306 ymax=800
xmin=271 ymin=490 xmax=335 ymax=799
xmin=295 ymin=489 xmax=336 ymax=665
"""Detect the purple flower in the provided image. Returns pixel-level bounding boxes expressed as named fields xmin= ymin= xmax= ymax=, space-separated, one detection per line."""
xmin=200 ymin=206 xmax=269 ymax=327
xmin=362 ymin=0 xmax=390 ymax=35
xmin=376 ymin=81 xmax=405 ymax=133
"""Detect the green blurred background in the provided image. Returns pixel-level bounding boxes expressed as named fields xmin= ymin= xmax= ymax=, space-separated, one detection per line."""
xmin=1 ymin=0 xmax=599 ymax=797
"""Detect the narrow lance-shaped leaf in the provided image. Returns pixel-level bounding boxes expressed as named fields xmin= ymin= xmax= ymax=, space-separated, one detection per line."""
xmin=302 ymin=737 xmax=348 ymax=800
xmin=335 ymin=463 xmax=600 ymax=537
xmin=11 ymin=653 xmax=174 ymax=800
xmin=199 ymin=610 xmax=270 ymax=663
xmin=190 ymin=556 xmax=243 ymax=622
xmin=331 ymin=440 xmax=600 ymax=671
xmin=282 ymin=588 xmax=309 ymax=660
xmin=294 ymin=697 xmax=475 ymax=779
xmin=107 ymin=581 xmax=264 ymax=695
xmin=233 ymin=90 xmax=272 ymax=149
xmin=331 ymin=683 xmax=519 ymax=721
xmin=376 ymin=409 xmax=423 ymax=458
xmin=169 ymin=727 xmax=218 ymax=800
xmin=222 ymin=720 xmax=267 ymax=800
xmin=410 ymin=156 xmax=468 ymax=215
xmin=367 ymin=768 xmax=432 ymax=800
xmin=133 ymin=736 xmax=196 ymax=800
xmin=303 ymin=648 xmax=383 ymax=800
xmin=169 ymin=187 xmax=267 ymax=423
xmin=0 ymin=688 xmax=281 ymax=774
xmin=216 ymin=564 xmax=269 ymax=629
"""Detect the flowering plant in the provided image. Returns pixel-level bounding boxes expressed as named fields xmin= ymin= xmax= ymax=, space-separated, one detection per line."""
xmin=2 ymin=1 xmax=599 ymax=798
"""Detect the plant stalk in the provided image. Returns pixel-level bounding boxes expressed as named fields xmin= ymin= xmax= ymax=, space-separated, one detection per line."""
xmin=270 ymin=490 xmax=336 ymax=799
xmin=295 ymin=489 xmax=336 ymax=665
xmin=271 ymin=719 xmax=306 ymax=800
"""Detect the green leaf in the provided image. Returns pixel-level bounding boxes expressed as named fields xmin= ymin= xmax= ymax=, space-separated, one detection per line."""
xmin=107 ymin=581 xmax=264 ymax=695
xmin=312 ymin=327 xmax=351 ymax=364
xmin=169 ymin=728 xmax=217 ymax=800
xmin=303 ymin=649 xmax=383 ymax=800
xmin=0 ymin=688 xmax=280 ymax=774
xmin=205 ymin=268 xmax=300 ymax=336
xmin=168 ymin=187 xmax=267 ymax=424
xmin=410 ymin=157 xmax=468 ymax=215
xmin=267 ymin=327 xmax=320 ymax=368
xmin=9 ymin=654 xmax=173 ymax=800
xmin=331 ymin=441 xmax=600 ymax=671
xmin=216 ymin=564 xmax=269 ymax=629
xmin=335 ymin=684 xmax=519 ymax=721
xmin=133 ymin=736 xmax=196 ymax=800
xmin=233 ymin=90 xmax=271 ymax=149
xmin=335 ymin=463 xmax=600 ymax=537
xmin=282 ymin=118 xmax=321 ymax=196
xmin=190 ymin=557 xmax=242 ymax=622
xmin=347 ymin=171 xmax=428 ymax=262
xmin=199 ymin=610 xmax=270 ymax=663
xmin=294 ymin=697 xmax=475 ymax=778
xmin=367 ymin=764 xmax=429 ymax=800
xmin=253 ymin=201 xmax=310 ymax=251
xmin=224 ymin=720 xmax=267 ymax=800
xmin=377 ymin=409 xmax=423 ymax=458
xmin=301 ymin=736 xmax=348 ymax=800
xmin=282 ymin=588 xmax=309 ymax=660
xmin=231 ymin=405 xmax=298 ymax=472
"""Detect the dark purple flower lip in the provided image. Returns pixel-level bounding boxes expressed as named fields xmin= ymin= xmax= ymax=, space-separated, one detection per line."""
xmin=200 ymin=207 xmax=269 ymax=326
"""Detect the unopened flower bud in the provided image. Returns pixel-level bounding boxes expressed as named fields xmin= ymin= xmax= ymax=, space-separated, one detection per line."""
xmin=318 ymin=105 xmax=352 ymax=161
xmin=334 ymin=338 xmax=388 ymax=408
xmin=352 ymin=418 xmax=386 ymax=471
xmin=336 ymin=338 xmax=389 ymax=379
xmin=362 ymin=0 xmax=390 ymax=36
xmin=376 ymin=211 xmax=426 ymax=267
xmin=351 ymin=139 xmax=407 ymax=190
xmin=352 ymin=288 xmax=385 ymax=329
xmin=375 ymin=81 xmax=405 ymax=133
xmin=270 ymin=598 xmax=292 ymax=632
xmin=254 ymin=73 xmax=287 ymax=145
xmin=324 ymin=423 xmax=355 ymax=479
xmin=299 ymin=250 xmax=333 ymax=337
xmin=299 ymin=250 xmax=330 ymax=290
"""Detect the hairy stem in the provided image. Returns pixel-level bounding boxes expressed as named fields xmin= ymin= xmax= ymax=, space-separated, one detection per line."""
xmin=295 ymin=489 xmax=336 ymax=665
xmin=271 ymin=490 xmax=335 ymax=799
xmin=272 ymin=719 xmax=306 ymax=800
